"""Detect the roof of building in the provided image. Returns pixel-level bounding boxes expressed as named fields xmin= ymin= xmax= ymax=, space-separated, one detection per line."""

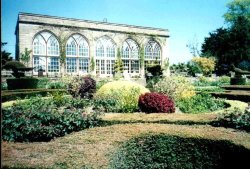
xmin=17 ymin=12 xmax=169 ymax=37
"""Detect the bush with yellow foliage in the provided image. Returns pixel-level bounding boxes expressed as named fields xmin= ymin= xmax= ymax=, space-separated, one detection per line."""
xmin=192 ymin=57 xmax=215 ymax=76
xmin=94 ymin=80 xmax=149 ymax=112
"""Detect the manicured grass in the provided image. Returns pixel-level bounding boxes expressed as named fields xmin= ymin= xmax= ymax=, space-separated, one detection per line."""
xmin=101 ymin=100 xmax=247 ymax=125
xmin=2 ymin=124 xmax=250 ymax=169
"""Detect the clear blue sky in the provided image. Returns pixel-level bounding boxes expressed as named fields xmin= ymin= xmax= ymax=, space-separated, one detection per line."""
xmin=2 ymin=0 xmax=229 ymax=64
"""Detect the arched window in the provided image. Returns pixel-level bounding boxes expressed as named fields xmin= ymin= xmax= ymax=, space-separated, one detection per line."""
xmin=95 ymin=36 xmax=116 ymax=75
xmin=32 ymin=31 xmax=59 ymax=74
xmin=144 ymin=40 xmax=161 ymax=68
xmin=122 ymin=39 xmax=140 ymax=74
xmin=66 ymin=34 xmax=89 ymax=74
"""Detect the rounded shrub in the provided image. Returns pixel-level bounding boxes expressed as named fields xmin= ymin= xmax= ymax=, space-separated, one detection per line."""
xmin=138 ymin=92 xmax=175 ymax=113
xmin=79 ymin=76 xmax=96 ymax=98
xmin=153 ymin=76 xmax=196 ymax=102
xmin=94 ymin=80 xmax=149 ymax=112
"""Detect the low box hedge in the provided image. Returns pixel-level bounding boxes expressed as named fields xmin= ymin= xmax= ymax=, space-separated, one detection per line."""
xmin=1 ymin=89 xmax=67 ymax=102
xmin=6 ymin=77 xmax=38 ymax=90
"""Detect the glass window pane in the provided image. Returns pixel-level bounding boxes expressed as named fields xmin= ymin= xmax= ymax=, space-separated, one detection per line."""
xmin=79 ymin=58 xmax=89 ymax=73
xmin=33 ymin=35 xmax=46 ymax=55
xmin=131 ymin=60 xmax=140 ymax=73
xmin=47 ymin=36 xmax=59 ymax=56
xmin=48 ymin=57 xmax=60 ymax=72
xmin=66 ymin=58 xmax=77 ymax=72
xmin=66 ymin=38 xmax=77 ymax=56
xmin=33 ymin=56 xmax=46 ymax=72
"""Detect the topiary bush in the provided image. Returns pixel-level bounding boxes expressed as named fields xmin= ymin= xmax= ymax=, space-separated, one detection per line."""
xmin=153 ymin=76 xmax=196 ymax=102
xmin=109 ymin=134 xmax=250 ymax=169
xmin=138 ymin=92 xmax=175 ymax=113
xmin=7 ymin=77 xmax=38 ymax=90
xmin=94 ymin=80 xmax=149 ymax=113
xmin=3 ymin=60 xmax=26 ymax=70
xmin=79 ymin=76 xmax=96 ymax=99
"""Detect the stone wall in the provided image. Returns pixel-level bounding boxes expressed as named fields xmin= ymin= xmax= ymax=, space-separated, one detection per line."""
xmin=16 ymin=13 xmax=170 ymax=76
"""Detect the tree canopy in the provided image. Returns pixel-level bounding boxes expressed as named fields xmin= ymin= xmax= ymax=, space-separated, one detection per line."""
xmin=201 ymin=0 xmax=250 ymax=74
xmin=224 ymin=0 xmax=250 ymax=24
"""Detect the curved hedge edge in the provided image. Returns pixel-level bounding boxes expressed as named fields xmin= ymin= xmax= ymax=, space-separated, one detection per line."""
xmin=2 ymin=95 xmax=72 ymax=108
xmin=2 ymin=124 xmax=250 ymax=169
xmin=100 ymin=100 xmax=248 ymax=126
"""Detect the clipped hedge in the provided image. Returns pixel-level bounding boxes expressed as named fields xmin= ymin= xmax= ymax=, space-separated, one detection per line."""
xmin=7 ymin=77 xmax=38 ymax=90
xmin=110 ymin=134 xmax=250 ymax=169
xmin=1 ymin=89 xmax=67 ymax=102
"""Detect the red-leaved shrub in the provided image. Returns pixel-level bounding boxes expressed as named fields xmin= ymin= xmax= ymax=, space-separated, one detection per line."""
xmin=138 ymin=92 xmax=175 ymax=113
xmin=79 ymin=76 xmax=96 ymax=98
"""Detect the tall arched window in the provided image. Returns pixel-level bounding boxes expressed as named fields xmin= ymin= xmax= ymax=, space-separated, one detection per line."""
xmin=144 ymin=40 xmax=161 ymax=68
xmin=33 ymin=31 xmax=59 ymax=74
xmin=95 ymin=36 xmax=116 ymax=75
xmin=66 ymin=34 xmax=89 ymax=74
xmin=122 ymin=39 xmax=140 ymax=74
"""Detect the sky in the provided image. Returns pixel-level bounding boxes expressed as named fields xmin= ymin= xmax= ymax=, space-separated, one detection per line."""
xmin=2 ymin=0 xmax=230 ymax=64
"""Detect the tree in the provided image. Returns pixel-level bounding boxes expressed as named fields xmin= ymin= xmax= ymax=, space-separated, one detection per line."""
xmin=224 ymin=0 xmax=250 ymax=24
xmin=1 ymin=42 xmax=13 ymax=65
xmin=201 ymin=16 xmax=250 ymax=74
xmin=114 ymin=48 xmax=123 ymax=73
xmin=20 ymin=48 xmax=32 ymax=66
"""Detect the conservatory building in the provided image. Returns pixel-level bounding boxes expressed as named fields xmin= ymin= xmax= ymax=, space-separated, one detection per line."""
xmin=15 ymin=12 xmax=170 ymax=77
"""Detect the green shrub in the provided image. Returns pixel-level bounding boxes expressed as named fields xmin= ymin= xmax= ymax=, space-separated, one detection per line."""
xmin=214 ymin=107 xmax=250 ymax=132
xmin=193 ymin=76 xmax=230 ymax=87
xmin=195 ymin=86 xmax=224 ymax=93
xmin=96 ymin=78 xmax=112 ymax=90
xmin=47 ymin=81 xmax=67 ymax=89
xmin=3 ymin=61 xmax=26 ymax=70
xmin=1 ymin=89 xmax=68 ymax=102
xmin=94 ymin=80 xmax=149 ymax=113
xmin=2 ymin=96 xmax=100 ymax=142
xmin=1 ymin=82 xmax=8 ymax=90
xmin=37 ymin=77 xmax=50 ymax=88
xmin=218 ymin=75 xmax=230 ymax=84
xmin=7 ymin=77 xmax=38 ymax=90
xmin=110 ymin=134 xmax=250 ymax=169
xmin=153 ymin=76 xmax=195 ymax=101
xmin=177 ymin=93 xmax=226 ymax=113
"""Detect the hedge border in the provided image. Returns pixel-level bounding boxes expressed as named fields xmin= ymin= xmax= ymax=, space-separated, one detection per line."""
xmin=2 ymin=123 xmax=250 ymax=168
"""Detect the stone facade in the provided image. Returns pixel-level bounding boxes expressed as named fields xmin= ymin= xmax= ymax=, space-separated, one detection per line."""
xmin=16 ymin=12 xmax=170 ymax=77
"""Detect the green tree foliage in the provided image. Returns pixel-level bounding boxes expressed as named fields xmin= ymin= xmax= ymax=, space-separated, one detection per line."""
xmin=224 ymin=0 xmax=250 ymax=24
xmin=201 ymin=17 xmax=250 ymax=65
xmin=20 ymin=48 xmax=32 ymax=66
xmin=114 ymin=48 xmax=124 ymax=73
xmin=201 ymin=0 xmax=250 ymax=74
xmin=1 ymin=42 xmax=12 ymax=65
